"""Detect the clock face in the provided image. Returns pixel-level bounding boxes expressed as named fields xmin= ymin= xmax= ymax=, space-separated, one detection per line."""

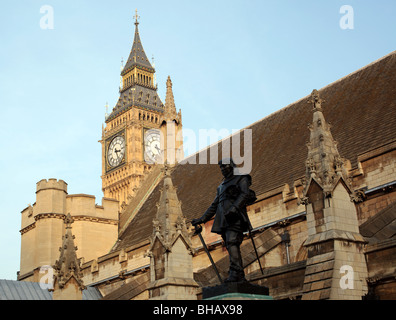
xmin=144 ymin=129 xmax=161 ymax=163
xmin=107 ymin=135 xmax=125 ymax=168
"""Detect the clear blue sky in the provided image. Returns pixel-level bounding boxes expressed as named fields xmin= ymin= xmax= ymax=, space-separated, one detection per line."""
xmin=0 ymin=0 xmax=395 ymax=280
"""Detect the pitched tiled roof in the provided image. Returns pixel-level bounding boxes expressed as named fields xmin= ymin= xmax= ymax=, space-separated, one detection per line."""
xmin=113 ymin=51 xmax=396 ymax=251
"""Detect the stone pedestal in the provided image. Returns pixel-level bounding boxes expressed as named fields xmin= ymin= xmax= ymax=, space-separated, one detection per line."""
xmin=203 ymin=282 xmax=272 ymax=300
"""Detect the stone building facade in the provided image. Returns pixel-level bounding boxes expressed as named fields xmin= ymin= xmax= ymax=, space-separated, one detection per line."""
xmin=19 ymin=179 xmax=118 ymax=282
xmin=17 ymin=15 xmax=396 ymax=300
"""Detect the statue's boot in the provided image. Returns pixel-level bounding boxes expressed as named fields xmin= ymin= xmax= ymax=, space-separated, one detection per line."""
xmin=225 ymin=244 xmax=247 ymax=282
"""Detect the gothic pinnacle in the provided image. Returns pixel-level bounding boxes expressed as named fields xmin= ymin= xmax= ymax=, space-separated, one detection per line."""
xmin=52 ymin=213 xmax=85 ymax=290
xmin=165 ymin=76 xmax=176 ymax=118
xmin=303 ymin=89 xmax=350 ymax=194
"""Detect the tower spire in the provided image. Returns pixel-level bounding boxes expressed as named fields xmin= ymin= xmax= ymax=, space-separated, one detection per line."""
xmin=120 ymin=11 xmax=154 ymax=78
xmin=106 ymin=11 xmax=164 ymax=124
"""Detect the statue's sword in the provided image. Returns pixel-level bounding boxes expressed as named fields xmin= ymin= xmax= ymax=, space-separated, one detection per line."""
xmin=234 ymin=207 xmax=264 ymax=275
xmin=193 ymin=224 xmax=223 ymax=284
xmin=247 ymin=227 xmax=264 ymax=275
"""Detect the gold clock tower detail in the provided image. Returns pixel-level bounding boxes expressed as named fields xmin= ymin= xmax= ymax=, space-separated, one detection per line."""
xmin=100 ymin=12 xmax=183 ymax=205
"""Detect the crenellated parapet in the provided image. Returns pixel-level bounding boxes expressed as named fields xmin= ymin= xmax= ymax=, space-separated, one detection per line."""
xmin=36 ymin=178 xmax=68 ymax=194
xmin=19 ymin=178 xmax=119 ymax=282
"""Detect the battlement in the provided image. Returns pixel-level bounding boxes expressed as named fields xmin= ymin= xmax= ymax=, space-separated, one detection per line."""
xmin=66 ymin=194 xmax=119 ymax=221
xmin=36 ymin=178 xmax=68 ymax=193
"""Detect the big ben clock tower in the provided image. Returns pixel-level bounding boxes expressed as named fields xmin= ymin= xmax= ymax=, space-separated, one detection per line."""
xmin=100 ymin=11 xmax=183 ymax=205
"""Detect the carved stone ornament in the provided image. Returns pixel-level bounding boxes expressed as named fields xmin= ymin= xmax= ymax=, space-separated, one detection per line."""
xmin=350 ymin=190 xmax=366 ymax=203
xmin=52 ymin=213 xmax=85 ymax=290
xmin=298 ymin=196 xmax=309 ymax=206
xmin=307 ymin=89 xmax=325 ymax=112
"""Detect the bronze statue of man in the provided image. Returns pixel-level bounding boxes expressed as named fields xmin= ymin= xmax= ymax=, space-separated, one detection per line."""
xmin=192 ymin=158 xmax=253 ymax=282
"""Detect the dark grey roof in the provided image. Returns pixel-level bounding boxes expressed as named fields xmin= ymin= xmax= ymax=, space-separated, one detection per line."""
xmin=122 ymin=22 xmax=154 ymax=75
xmin=0 ymin=279 xmax=102 ymax=300
xmin=106 ymin=84 xmax=164 ymax=122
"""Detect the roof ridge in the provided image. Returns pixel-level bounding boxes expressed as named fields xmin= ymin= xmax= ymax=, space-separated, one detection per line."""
xmin=319 ymin=50 xmax=396 ymax=92
xmin=247 ymin=50 xmax=396 ymax=132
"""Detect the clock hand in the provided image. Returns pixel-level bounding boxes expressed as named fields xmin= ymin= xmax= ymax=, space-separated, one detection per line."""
xmin=115 ymin=149 xmax=123 ymax=160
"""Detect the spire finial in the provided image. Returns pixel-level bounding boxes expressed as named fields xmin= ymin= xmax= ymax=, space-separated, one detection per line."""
xmin=64 ymin=213 xmax=74 ymax=229
xmin=307 ymin=89 xmax=324 ymax=112
xmin=166 ymin=75 xmax=172 ymax=88
xmin=134 ymin=9 xmax=140 ymax=26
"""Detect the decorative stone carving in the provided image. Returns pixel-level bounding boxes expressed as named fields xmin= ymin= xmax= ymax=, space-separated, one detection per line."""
xmin=51 ymin=213 xmax=85 ymax=299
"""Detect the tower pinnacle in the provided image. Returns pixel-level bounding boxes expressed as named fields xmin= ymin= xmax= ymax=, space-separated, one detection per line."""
xmin=165 ymin=76 xmax=176 ymax=117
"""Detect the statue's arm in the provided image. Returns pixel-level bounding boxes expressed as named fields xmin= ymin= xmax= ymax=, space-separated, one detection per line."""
xmin=200 ymin=193 xmax=219 ymax=222
xmin=192 ymin=192 xmax=219 ymax=225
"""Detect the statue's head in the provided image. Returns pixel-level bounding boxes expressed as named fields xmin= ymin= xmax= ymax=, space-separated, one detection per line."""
xmin=218 ymin=158 xmax=235 ymax=178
